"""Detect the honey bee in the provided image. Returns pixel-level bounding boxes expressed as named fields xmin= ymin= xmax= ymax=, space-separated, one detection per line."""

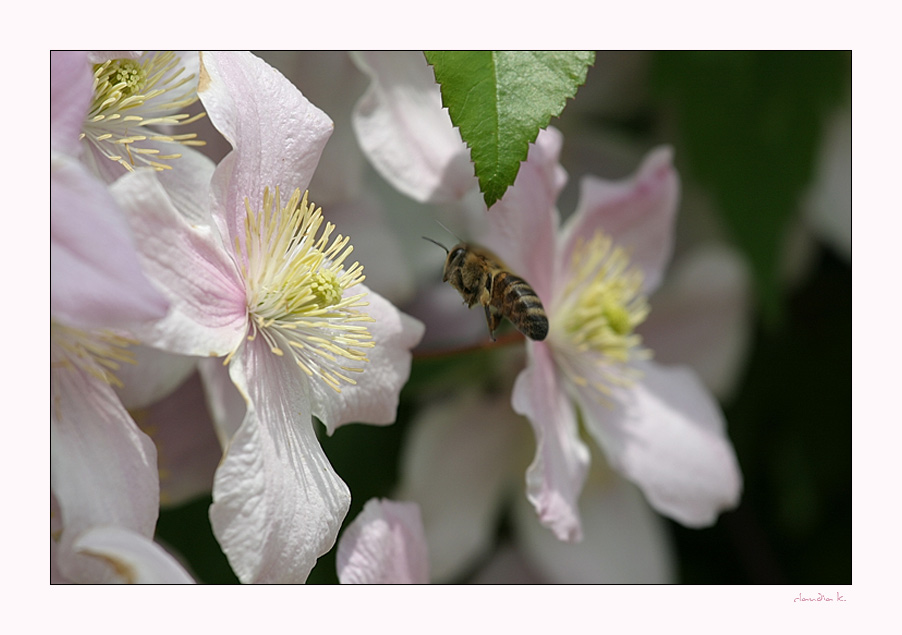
xmin=424 ymin=237 xmax=549 ymax=341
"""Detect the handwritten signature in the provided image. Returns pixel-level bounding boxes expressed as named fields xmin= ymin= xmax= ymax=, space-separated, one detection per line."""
xmin=794 ymin=592 xmax=846 ymax=603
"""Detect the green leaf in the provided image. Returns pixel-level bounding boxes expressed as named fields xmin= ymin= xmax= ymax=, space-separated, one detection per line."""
xmin=425 ymin=51 xmax=595 ymax=208
xmin=651 ymin=51 xmax=849 ymax=323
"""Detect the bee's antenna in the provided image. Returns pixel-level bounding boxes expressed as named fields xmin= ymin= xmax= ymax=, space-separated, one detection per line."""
xmin=435 ymin=220 xmax=464 ymax=243
xmin=422 ymin=236 xmax=449 ymax=254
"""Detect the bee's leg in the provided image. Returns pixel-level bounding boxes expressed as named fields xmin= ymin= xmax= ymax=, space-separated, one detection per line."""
xmin=484 ymin=305 xmax=501 ymax=341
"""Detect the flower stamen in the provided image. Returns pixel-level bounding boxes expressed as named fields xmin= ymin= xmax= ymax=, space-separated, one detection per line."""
xmin=50 ymin=322 xmax=137 ymax=388
xmin=81 ymin=52 xmax=206 ymax=172
xmin=551 ymin=231 xmax=652 ymax=403
xmin=232 ymin=187 xmax=374 ymax=392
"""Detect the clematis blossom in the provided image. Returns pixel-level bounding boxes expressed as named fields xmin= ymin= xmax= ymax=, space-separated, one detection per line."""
xmin=351 ymin=52 xmax=741 ymax=543
xmin=112 ymin=51 xmax=423 ymax=583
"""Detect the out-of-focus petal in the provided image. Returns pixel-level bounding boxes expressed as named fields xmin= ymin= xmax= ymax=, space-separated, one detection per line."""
xmin=51 ymin=51 xmax=92 ymax=156
xmin=115 ymin=346 xmax=198 ymax=410
xmin=130 ymin=371 xmax=222 ymax=507
xmin=396 ymin=389 xmax=525 ymax=582
xmin=198 ymin=51 xmax=333 ymax=246
xmin=111 ymin=169 xmax=247 ymax=357
xmin=259 ymin=51 xmax=370 ymax=205
xmin=209 ymin=339 xmax=350 ymax=583
xmin=73 ymin=526 xmax=195 ymax=583
xmin=51 ymin=360 xmax=159 ymax=583
xmin=561 ymin=146 xmax=680 ymax=295
xmin=513 ymin=462 xmax=675 ymax=583
xmin=351 ymin=51 xmax=475 ymax=204
xmin=579 ymin=361 xmax=742 ymax=528
xmin=51 ymin=153 xmax=170 ymax=330
xmin=324 ymin=198 xmax=415 ymax=305
xmin=336 ymin=498 xmax=429 ymax=584
xmin=803 ymin=105 xmax=851 ymax=262
xmin=512 ymin=342 xmax=590 ymax=542
xmin=469 ymin=543 xmax=547 ymax=584
xmin=638 ymin=244 xmax=752 ymax=402
xmin=197 ymin=356 xmax=246 ymax=449
xmin=312 ymin=287 xmax=424 ymax=435
xmin=484 ymin=127 xmax=567 ymax=303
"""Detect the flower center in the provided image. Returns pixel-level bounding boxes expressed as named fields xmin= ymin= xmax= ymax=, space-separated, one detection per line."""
xmin=232 ymin=187 xmax=374 ymax=393
xmin=50 ymin=322 xmax=136 ymax=388
xmin=81 ymin=52 xmax=206 ymax=172
xmin=551 ymin=230 xmax=651 ymax=399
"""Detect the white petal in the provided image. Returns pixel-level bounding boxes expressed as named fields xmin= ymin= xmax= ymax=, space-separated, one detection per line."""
xmin=199 ymin=51 xmax=334 ymax=246
xmin=73 ymin=526 xmax=195 ymax=583
xmin=337 ymin=499 xmax=429 ymax=584
xmin=51 ymin=362 xmax=159 ymax=583
xmin=513 ymin=464 xmax=676 ymax=583
xmin=396 ymin=389 xmax=525 ymax=582
xmin=561 ymin=146 xmax=680 ymax=295
xmin=512 ymin=342 xmax=590 ymax=542
xmin=312 ymin=287 xmax=424 ymax=434
xmin=579 ymin=361 xmax=743 ymax=527
xmin=111 ymin=169 xmax=248 ymax=357
xmin=351 ymin=51 xmax=476 ymax=204
xmin=209 ymin=339 xmax=350 ymax=583
xmin=638 ymin=244 xmax=753 ymax=402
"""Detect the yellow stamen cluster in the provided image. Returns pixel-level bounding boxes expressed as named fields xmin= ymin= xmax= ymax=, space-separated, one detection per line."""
xmin=81 ymin=51 xmax=206 ymax=172
xmin=551 ymin=231 xmax=651 ymax=400
xmin=232 ymin=187 xmax=374 ymax=392
xmin=50 ymin=322 xmax=137 ymax=388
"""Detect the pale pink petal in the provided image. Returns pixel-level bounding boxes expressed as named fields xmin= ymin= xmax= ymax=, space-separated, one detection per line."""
xmin=512 ymin=464 xmax=675 ymax=583
xmin=638 ymin=244 xmax=752 ymax=401
xmin=209 ymin=339 xmax=350 ymax=583
xmin=198 ymin=51 xmax=334 ymax=246
xmin=50 ymin=51 xmax=92 ymax=156
xmin=111 ymin=169 xmax=247 ymax=357
xmin=396 ymin=390 xmax=525 ymax=582
xmin=51 ymin=153 xmax=170 ymax=329
xmin=351 ymin=51 xmax=476 ymax=204
xmin=561 ymin=146 xmax=680 ymax=295
xmin=337 ymin=499 xmax=429 ymax=584
xmin=73 ymin=526 xmax=195 ymax=583
xmin=312 ymin=287 xmax=424 ymax=434
xmin=51 ymin=360 xmax=159 ymax=583
xmin=131 ymin=371 xmax=222 ymax=507
xmin=115 ymin=345 xmax=198 ymax=410
xmin=484 ymin=127 xmax=568 ymax=303
xmin=511 ymin=342 xmax=590 ymax=542
xmin=578 ymin=361 xmax=742 ymax=528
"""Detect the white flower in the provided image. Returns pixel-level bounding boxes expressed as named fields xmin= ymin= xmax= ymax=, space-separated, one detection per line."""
xmin=112 ymin=51 xmax=423 ymax=583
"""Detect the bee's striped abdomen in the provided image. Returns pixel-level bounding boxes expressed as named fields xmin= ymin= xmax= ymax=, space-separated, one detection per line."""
xmin=492 ymin=272 xmax=549 ymax=341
